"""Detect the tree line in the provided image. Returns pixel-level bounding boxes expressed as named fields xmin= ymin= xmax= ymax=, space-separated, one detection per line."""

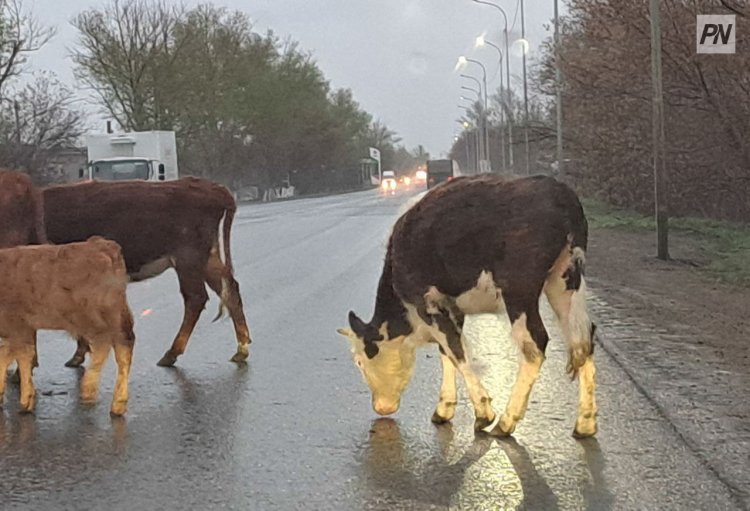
xmin=0 ymin=0 xmax=428 ymax=192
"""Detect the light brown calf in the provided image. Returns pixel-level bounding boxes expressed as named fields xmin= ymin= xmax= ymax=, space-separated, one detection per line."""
xmin=0 ymin=236 xmax=135 ymax=416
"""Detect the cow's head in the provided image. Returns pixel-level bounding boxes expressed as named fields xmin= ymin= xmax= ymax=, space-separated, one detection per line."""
xmin=337 ymin=310 xmax=417 ymax=416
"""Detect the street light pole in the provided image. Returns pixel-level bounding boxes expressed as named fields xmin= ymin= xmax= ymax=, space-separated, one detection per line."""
xmin=476 ymin=35 xmax=506 ymax=172
xmin=521 ymin=0 xmax=530 ymax=175
xmin=554 ymin=0 xmax=564 ymax=180
xmin=649 ymin=0 xmax=669 ymax=260
xmin=472 ymin=0 xmax=513 ymax=170
xmin=460 ymin=57 xmax=489 ymax=172
xmin=459 ymin=73 xmax=485 ymax=169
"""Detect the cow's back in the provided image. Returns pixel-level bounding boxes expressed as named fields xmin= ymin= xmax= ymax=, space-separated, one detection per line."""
xmin=43 ymin=178 xmax=235 ymax=273
xmin=0 ymin=169 xmax=45 ymax=247
xmin=390 ymin=174 xmax=587 ymax=299
xmin=0 ymin=236 xmax=128 ymax=333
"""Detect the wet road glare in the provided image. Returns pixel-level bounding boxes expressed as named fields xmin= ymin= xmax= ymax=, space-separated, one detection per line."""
xmin=0 ymin=188 xmax=741 ymax=510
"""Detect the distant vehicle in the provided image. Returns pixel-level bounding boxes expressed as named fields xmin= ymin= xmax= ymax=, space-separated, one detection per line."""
xmin=381 ymin=175 xmax=397 ymax=195
xmin=426 ymin=159 xmax=460 ymax=189
xmin=382 ymin=170 xmax=396 ymax=179
xmin=414 ymin=169 xmax=427 ymax=184
xmin=81 ymin=130 xmax=179 ymax=182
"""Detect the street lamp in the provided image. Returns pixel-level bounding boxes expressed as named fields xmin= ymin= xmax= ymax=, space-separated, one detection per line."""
xmin=457 ymin=56 xmax=490 ymax=173
xmin=475 ymin=34 xmax=506 ymax=172
xmin=471 ymin=0 xmax=513 ymax=170
xmin=457 ymin=113 xmax=480 ymax=172
xmin=459 ymin=73 xmax=484 ymax=167
xmin=520 ymin=0 xmax=530 ymax=174
xmin=461 ymin=85 xmax=481 ymax=100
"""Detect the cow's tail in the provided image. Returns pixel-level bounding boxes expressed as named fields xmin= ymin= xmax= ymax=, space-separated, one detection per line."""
xmin=212 ymin=202 xmax=236 ymax=322
xmin=32 ymin=185 xmax=48 ymax=245
xmin=561 ymin=193 xmax=595 ymax=379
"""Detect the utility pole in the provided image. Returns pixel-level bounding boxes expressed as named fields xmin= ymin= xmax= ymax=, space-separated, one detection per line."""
xmin=554 ymin=0 xmax=564 ymax=179
xmin=521 ymin=0 xmax=530 ymax=174
xmin=650 ymin=0 xmax=669 ymax=260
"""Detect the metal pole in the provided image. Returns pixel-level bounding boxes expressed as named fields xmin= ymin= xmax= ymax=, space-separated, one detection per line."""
xmin=477 ymin=38 xmax=506 ymax=172
xmin=472 ymin=0 xmax=513 ymax=170
xmin=13 ymin=100 xmax=21 ymax=145
xmin=521 ymin=0 xmax=530 ymax=174
xmin=505 ymin=26 xmax=513 ymax=170
xmin=465 ymin=59 xmax=489 ymax=172
xmin=554 ymin=0 xmax=563 ymax=179
xmin=650 ymin=0 xmax=669 ymax=260
xmin=460 ymin=73 xmax=485 ymax=169
xmin=465 ymin=132 xmax=470 ymax=170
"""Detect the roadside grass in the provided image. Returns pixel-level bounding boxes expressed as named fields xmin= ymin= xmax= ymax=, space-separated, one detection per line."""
xmin=582 ymin=198 xmax=750 ymax=286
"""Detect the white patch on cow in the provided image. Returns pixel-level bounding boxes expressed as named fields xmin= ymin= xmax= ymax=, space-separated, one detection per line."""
xmin=499 ymin=313 xmax=545 ymax=434
xmin=129 ymin=256 xmax=172 ymax=281
xmin=456 ymin=271 xmax=504 ymax=314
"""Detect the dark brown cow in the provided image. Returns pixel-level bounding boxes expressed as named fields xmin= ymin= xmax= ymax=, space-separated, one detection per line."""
xmin=0 ymin=169 xmax=46 ymax=248
xmin=0 ymin=236 xmax=134 ymax=416
xmin=42 ymin=177 xmax=252 ymax=367
xmin=337 ymin=175 xmax=598 ymax=438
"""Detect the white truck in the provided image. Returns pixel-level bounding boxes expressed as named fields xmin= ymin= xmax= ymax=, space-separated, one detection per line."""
xmin=80 ymin=130 xmax=179 ymax=182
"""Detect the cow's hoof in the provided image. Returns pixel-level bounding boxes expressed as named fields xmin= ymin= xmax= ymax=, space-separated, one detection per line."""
xmin=230 ymin=348 xmax=249 ymax=364
xmin=64 ymin=356 xmax=85 ymax=368
xmin=19 ymin=395 xmax=36 ymax=414
xmin=473 ymin=416 xmax=494 ymax=432
xmin=157 ymin=352 xmax=178 ymax=367
xmin=483 ymin=423 xmax=513 ymax=438
xmin=431 ymin=411 xmax=452 ymax=424
xmin=573 ymin=421 xmax=597 ymax=439
xmin=110 ymin=401 xmax=128 ymax=417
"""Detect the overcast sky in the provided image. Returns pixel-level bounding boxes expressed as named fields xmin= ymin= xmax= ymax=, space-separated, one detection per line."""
xmin=30 ymin=0 xmax=561 ymax=156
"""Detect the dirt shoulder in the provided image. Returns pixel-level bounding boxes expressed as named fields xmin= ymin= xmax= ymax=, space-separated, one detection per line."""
xmin=585 ymin=224 xmax=750 ymax=507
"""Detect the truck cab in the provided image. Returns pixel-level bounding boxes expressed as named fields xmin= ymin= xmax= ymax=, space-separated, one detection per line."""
xmin=80 ymin=130 xmax=179 ymax=182
xmin=85 ymin=157 xmax=167 ymax=181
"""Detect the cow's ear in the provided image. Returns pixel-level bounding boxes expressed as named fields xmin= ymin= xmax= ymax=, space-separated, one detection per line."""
xmin=348 ymin=311 xmax=367 ymax=337
xmin=336 ymin=327 xmax=355 ymax=339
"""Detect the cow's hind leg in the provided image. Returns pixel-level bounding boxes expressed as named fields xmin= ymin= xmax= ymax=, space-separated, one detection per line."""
xmin=11 ymin=336 xmax=40 ymax=383
xmin=205 ymin=252 xmax=252 ymax=364
xmin=111 ymin=310 xmax=135 ymax=417
xmin=16 ymin=334 xmax=37 ymax=413
xmin=0 ymin=341 xmax=13 ymax=408
xmin=80 ymin=338 xmax=111 ymax=405
xmin=158 ymin=262 xmax=209 ymax=367
xmin=544 ymin=253 xmax=597 ymax=437
xmin=431 ymin=346 xmax=458 ymax=424
xmin=486 ymin=300 xmax=547 ymax=437
xmin=65 ymin=336 xmax=90 ymax=368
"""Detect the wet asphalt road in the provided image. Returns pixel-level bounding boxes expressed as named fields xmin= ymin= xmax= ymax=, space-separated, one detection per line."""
xmin=0 ymin=188 xmax=742 ymax=510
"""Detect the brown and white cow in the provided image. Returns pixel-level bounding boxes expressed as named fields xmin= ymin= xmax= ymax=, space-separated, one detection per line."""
xmin=0 ymin=236 xmax=135 ymax=416
xmin=0 ymin=169 xmax=46 ymax=248
xmin=42 ymin=177 xmax=252 ymax=367
xmin=337 ymin=175 xmax=598 ymax=438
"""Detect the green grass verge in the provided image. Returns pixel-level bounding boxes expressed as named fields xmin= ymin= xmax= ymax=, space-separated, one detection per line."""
xmin=581 ymin=198 xmax=750 ymax=286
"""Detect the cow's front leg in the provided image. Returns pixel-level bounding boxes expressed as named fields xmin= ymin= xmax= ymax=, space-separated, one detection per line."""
xmin=485 ymin=303 xmax=548 ymax=438
xmin=431 ymin=312 xmax=496 ymax=431
xmin=431 ymin=347 xmax=457 ymax=424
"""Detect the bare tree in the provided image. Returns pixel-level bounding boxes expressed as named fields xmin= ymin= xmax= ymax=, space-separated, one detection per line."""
xmin=0 ymin=0 xmax=55 ymax=96
xmin=0 ymin=73 xmax=85 ymax=182
xmin=71 ymin=0 xmax=185 ymax=130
